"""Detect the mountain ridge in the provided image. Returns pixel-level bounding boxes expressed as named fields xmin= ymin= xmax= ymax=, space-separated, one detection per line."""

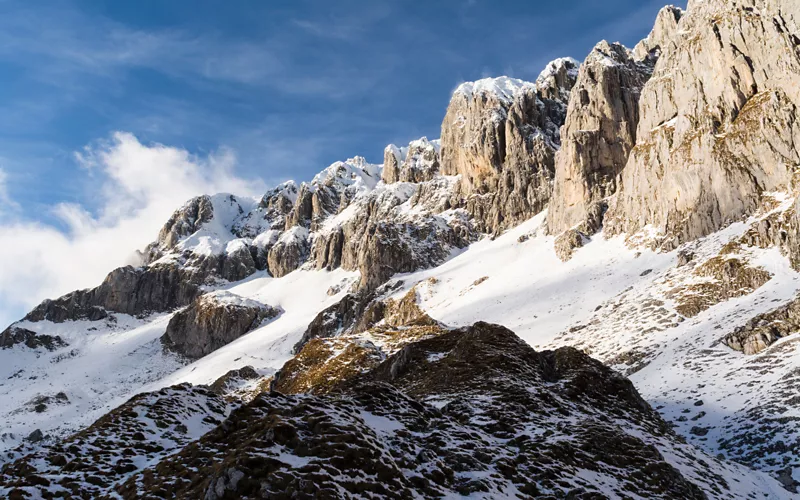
xmin=3 ymin=0 xmax=800 ymax=497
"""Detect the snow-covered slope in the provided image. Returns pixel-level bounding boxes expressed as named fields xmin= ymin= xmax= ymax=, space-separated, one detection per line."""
xmin=379 ymin=204 xmax=800 ymax=490
xmin=2 ymin=1 xmax=800 ymax=496
xmin=0 ymin=267 xmax=356 ymax=459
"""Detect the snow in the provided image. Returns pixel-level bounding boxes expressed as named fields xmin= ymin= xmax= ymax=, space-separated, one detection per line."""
xmin=200 ymin=289 xmax=267 ymax=310
xmin=149 ymin=268 xmax=358 ymax=389
xmin=389 ymin=211 xmax=673 ymax=348
xmin=310 ymin=156 xmax=381 ymax=192
xmin=453 ymin=76 xmax=536 ymax=103
xmin=536 ymin=57 xmax=580 ymax=84
xmin=0 ymin=313 xmax=184 ymax=457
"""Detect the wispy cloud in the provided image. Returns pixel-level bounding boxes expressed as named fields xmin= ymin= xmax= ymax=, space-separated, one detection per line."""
xmin=0 ymin=133 xmax=266 ymax=328
xmin=0 ymin=3 xmax=389 ymax=98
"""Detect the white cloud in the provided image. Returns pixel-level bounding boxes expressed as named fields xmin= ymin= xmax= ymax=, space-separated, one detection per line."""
xmin=0 ymin=132 xmax=266 ymax=329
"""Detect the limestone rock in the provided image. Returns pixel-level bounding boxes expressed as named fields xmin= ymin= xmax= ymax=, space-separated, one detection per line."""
xmin=440 ymin=66 xmax=576 ymax=234
xmin=633 ymin=6 xmax=685 ymax=60
xmin=311 ymin=179 xmax=474 ymax=290
xmin=535 ymin=57 xmax=580 ymax=102
xmin=153 ymin=195 xmax=214 ymax=251
xmin=723 ymin=295 xmax=800 ymax=354
xmin=547 ymin=41 xmax=655 ymax=236
xmin=267 ymin=226 xmax=310 ymax=278
xmin=554 ymin=229 xmax=586 ymax=262
xmin=162 ymin=291 xmax=281 ymax=359
xmin=25 ymin=264 xmax=201 ymax=323
xmin=381 ymin=138 xmax=441 ymax=185
xmin=381 ymin=145 xmax=403 ymax=184
xmin=605 ymin=0 xmax=800 ymax=249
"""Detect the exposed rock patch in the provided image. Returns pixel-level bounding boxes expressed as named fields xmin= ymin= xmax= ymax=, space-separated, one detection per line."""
xmin=162 ymin=291 xmax=281 ymax=359
xmin=24 ymin=264 xmax=202 ymax=323
xmin=667 ymin=254 xmax=772 ymax=318
xmin=209 ymin=366 xmax=271 ymax=402
xmin=0 ymin=326 xmax=66 ymax=351
xmin=723 ymin=295 xmax=800 ymax=354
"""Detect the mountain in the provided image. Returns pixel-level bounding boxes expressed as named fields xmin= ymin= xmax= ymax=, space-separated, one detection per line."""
xmin=2 ymin=0 xmax=800 ymax=497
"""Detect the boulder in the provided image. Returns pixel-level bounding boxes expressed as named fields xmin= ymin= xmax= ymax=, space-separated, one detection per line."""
xmin=162 ymin=291 xmax=281 ymax=359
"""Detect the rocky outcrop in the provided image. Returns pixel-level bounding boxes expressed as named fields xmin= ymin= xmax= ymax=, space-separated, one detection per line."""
xmin=152 ymin=195 xmax=214 ymax=251
xmin=605 ymin=0 xmax=800 ymax=250
xmin=279 ymin=285 xmax=443 ymax=394
xmin=293 ymin=291 xmax=380 ymax=353
xmin=0 ymin=326 xmax=66 ymax=351
xmin=208 ymin=366 xmax=269 ymax=402
xmin=440 ymin=65 xmax=577 ymax=234
xmin=633 ymin=5 xmax=684 ymax=60
xmin=547 ymin=41 xmax=656 ymax=237
xmin=161 ymin=291 xmax=281 ymax=359
xmin=267 ymin=227 xmax=310 ymax=278
xmin=106 ymin=323 xmax=750 ymax=499
xmin=535 ymin=57 xmax=580 ymax=102
xmin=25 ymin=264 xmax=202 ymax=323
xmin=667 ymin=253 xmax=772 ymax=318
xmin=381 ymin=138 xmax=441 ymax=184
xmin=723 ymin=295 xmax=800 ymax=354
xmin=311 ymin=179 xmax=474 ymax=290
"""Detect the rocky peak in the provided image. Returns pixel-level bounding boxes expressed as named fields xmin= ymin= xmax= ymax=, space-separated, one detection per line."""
xmin=605 ymin=0 xmax=800 ymax=249
xmin=633 ymin=5 xmax=684 ymax=60
xmin=440 ymin=60 xmax=576 ymax=234
xmin=535 ymin=56 xmax=580 ymax=101
xmin=547 ymin=39 xmax=655 ymax=240
xmin=152 ymin=195 xmax=214 ymax=252
xmin=381 ymin=137 xmax=441 ymax=184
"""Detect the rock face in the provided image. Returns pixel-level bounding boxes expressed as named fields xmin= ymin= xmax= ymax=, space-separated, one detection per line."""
xmin=162 ymin=291 xmax=281 ymax=359
xmin=605 ymin=0 xmax=800 ymax=249
xmin=153 ymin=195 xmax=215 ymax=250
xmin=0 ymin=326 xmax=66 ymax=351
xmin=100 ymin=323 xmax=755 ymax=499
xmin=440 ymin=67 xmax=577 ymax=234
xmin=723 ymin=295 xmax=800 ymax=354
xmin=633 ymin=5 xmax=685 ymax=60
xmin=311 ymin=178 xmax=474 ymax=290
xmin=547 ymin=41 xmax=656 ymax=236
xmin=25 ymin=264 xmax=201 ymax=323
xmin=381 ymin=138 xmax=441 ymax=184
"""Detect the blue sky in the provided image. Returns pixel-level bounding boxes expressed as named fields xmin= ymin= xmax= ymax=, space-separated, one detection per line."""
xmin=0 ymin=0 xmax=685 ymax=326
